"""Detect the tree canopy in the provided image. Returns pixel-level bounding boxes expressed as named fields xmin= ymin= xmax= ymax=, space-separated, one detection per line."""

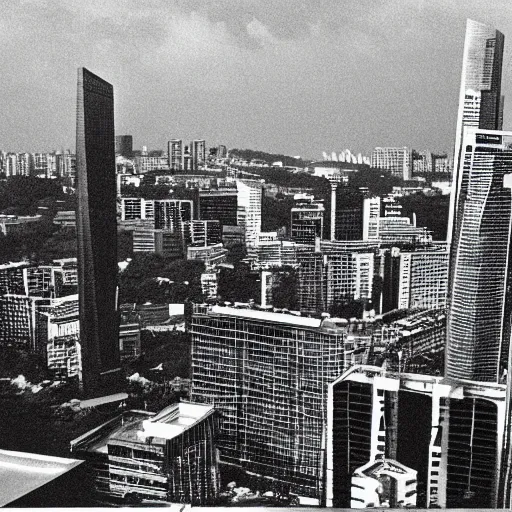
xmin=119 ymin=254 xmax=205 ymax=304
xmin=0 ymin=176 xmax=66 ymax=215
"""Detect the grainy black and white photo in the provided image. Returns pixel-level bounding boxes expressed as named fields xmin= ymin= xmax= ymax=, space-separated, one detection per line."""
xmin=1 ymin=1 xmax=512 ymax=509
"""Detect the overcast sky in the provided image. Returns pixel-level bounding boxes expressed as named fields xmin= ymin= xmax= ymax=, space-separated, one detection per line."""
xmin=1 ymin=0 xmax=512 ymax=159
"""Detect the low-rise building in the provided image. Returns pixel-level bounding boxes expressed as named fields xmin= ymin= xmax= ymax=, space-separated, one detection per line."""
xmin=70 ymin=402 xmax=220 ymax=506
xmin=187 ymin=243 xmax=228 ymax=267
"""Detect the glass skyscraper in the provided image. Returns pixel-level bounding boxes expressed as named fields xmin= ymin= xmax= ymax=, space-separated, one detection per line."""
xmin=446 ymin=19 xmax=508 ymax=382
xmin=76 ymin=67 xmax=120 ymax=394
xmin=448 ymin=19 xmax=505 ymax=245
xmin=447 ymin=128 xmax=512 ymax=382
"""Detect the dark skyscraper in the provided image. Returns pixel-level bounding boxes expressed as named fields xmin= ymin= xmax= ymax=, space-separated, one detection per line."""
xmin=115 ymin=135 xmax=133 ymax=157
xmin=76 ymin=67 xmax=120 ymax=394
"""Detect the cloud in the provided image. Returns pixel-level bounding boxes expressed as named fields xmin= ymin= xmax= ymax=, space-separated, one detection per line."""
xmin=1 ymin=0 xmax=512 ymax=157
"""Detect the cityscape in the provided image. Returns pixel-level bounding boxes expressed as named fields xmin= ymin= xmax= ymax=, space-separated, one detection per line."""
xmin=1 ymin=2 xmax=512 ymax=511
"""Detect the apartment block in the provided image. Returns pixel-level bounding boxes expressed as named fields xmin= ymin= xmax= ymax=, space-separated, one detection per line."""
xmin=398 ymin=250 xmax=449 ymax=310
xmin=371 ymin=147 xmax=411 ymax=180
xmin=190 ymin=304 xmax=349 ymax=502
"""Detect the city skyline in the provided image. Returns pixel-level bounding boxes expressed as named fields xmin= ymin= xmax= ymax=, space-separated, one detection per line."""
xmin=1 ymin=1 xmax=512 ymax=158
xmin=3 ymin=3 xmax=512 ymax=509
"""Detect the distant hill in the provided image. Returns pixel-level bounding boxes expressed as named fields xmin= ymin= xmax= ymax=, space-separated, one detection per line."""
xmin=228 ymin=148 xmax=309 ymax=168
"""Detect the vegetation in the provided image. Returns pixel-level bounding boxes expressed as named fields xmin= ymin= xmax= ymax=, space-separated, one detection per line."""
xmin=270 ymin=267 xmax=299 ymax=310
xmin=398 ymin=193 xmax=450 ymax=240
xmin=0 ymin=176 xmax=67 ymax=215
xmin=120 ymin=183 xmax=173 ymax=199
xmin=0 ymin=218 xmax=60 ymax=263
xmin=119 ymin=254 xmax=205 ymax=304
xmin=126 ymin=330 xmax=191 ymax=380
xmin=217 ymin=263 xmax=260 ymax=303
xmin=261 ymin=195 xmax=295 ymax=233
xmin=229 ymin=148 xmax=308 ymax=168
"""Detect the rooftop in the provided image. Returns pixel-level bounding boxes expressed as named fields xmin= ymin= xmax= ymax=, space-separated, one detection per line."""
xmin=71 ymin=402 xmax=216 ymax=455
xmin=0 ymin=449 xmax=83 ymax=507
xmin=207 ymin=305 xmax=322 ymax=328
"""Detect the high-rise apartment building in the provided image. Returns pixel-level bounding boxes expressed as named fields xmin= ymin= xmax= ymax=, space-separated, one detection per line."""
xmin=398 ymin=250 xmax=449 ymax=310
xmin=192 ymin=139 xmax=206 ymax=169
xmin=447 ymin=128 xmax=512 ymax=382
xmin=76 ymin=68 xmax=120 ymax=394
xmin=371 ymin=147 xmax=411 ymax=180
xmin=168 ymin=139 xmax=183 ymax=170
xmin=190 ymin=304 xmax=348 ymax=503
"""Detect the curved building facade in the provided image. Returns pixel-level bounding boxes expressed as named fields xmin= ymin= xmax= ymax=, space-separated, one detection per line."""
xmin=447 ymin=129 xmax=512 ymax=382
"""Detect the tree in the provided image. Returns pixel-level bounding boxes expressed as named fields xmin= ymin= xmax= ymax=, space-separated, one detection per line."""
xmin=217 ymin=263 xmax=260 ymax=303
xmin=119 ymin=254 xmax=205 ymax=304
xmin=0 ymin=176 xmax=66 ymax=215
xmin=398 ymin=193 xmax=450 ymax=240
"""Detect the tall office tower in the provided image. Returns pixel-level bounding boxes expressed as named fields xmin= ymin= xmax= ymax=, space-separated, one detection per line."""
xmin=76 ymin=68 xmax=120 ymax=395
xmin=199 ymin=182 xmax=238 ymax=227
xmin=153 ymin=199 xmax=193 ymax=231
xmin=192 ymin=139 xmax=206 ymax=169
xmin=334 ymin=190 xmax=364 ymax=240
xmin=190 ymin=304 xmax=348 ymax=503
xmin=447 ymin=128 xmax=512 ymax=382
xmin=115 ymin=135 xmax=133 ymax=157
xmin=371 ymin=147 xmax=411 ymax=180
xmin=296 ymin=246 xmax=327 ymax=314
xmin=290 ymin=195 xmax=324 ymax=244
xmin=448 ymin=19 xmax=505 ymax=244
xmin=327 ymin=175 xmax=343 ymax=240
xmin=168 ymin=139 xmax=183 ymax=170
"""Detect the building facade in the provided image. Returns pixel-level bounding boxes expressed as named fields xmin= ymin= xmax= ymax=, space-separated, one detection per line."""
xmin=76 ymin=68 xmax=120 ymax=394
xmin=371 ymin=147 xmax=411 ymax=180
xmin=447 ymin=129 xmax=512 ymax=382
xmin=326 ymin=366 xmax=509 ymax=508
xmin=70 ymin=402 xmax=220 ymax=505
xmin=190 ymin=304 xmax=349 ymax=503
xmin=290 ymin=195 xmax=324 ymax=244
